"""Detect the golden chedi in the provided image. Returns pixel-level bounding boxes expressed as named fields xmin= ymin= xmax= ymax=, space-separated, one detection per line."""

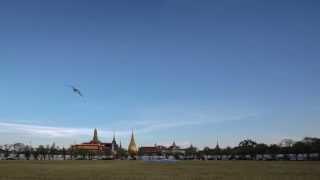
xmin=128 ymin=131 xmax=138 ymax=158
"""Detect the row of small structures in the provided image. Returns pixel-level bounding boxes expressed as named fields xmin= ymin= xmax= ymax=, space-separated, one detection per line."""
xmin=1 ymin=129 xmax=320 ymax=160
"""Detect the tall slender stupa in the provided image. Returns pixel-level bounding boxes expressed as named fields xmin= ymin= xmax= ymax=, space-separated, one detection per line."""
xmin=128 ymin=131 xmax=138 ymax=157
xmin=90 ymin=128 xmax=101 ymax=144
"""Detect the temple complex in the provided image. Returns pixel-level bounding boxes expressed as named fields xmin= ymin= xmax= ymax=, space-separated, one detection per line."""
xmin=139 ymin=141 xmax=185 ymax=157
xmin=72 ymin=128 xmax=118 ymax=156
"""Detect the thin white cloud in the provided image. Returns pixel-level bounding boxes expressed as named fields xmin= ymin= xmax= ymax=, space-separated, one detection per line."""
xmin=0 ymin=113 xmax=255 ymax=147
xmin=0 ymin=122 xmax=92 ymax=137
xmin=0 ymin=119 xmax=205 ymax=139
xmin=0 ymin=113 xmax=255 ymax=139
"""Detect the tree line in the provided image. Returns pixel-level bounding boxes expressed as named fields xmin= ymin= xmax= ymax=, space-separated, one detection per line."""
xmin=1 ymin=137 xmax=319 ymax=160
xmin=186 ymin=137 xmax=320 ymax=160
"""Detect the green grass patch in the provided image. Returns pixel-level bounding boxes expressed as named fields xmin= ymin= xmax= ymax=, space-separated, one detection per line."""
xmin=0 ymin=160 xmax=319 ymax=180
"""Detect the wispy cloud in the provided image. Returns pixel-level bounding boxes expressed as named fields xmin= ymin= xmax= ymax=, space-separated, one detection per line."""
xmin=0 ymin=112 xmax=255 ymax=138
xmin=0 ymin=122 xmax=94 ymax=137
xmin=0 ymin=119 xmax=205 ymax=139
xmin=0 ymin=112 xmax=256 ymax=147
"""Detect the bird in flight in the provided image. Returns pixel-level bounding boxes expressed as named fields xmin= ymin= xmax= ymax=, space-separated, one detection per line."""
xmin=67 ymin=85 xmax=83 ymax=97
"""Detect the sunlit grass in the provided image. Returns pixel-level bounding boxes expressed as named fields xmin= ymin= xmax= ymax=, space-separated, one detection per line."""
xmin=0 ymin=160 xmax=319 ymax=180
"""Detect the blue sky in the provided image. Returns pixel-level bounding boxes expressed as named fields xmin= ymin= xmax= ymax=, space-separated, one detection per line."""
xmin=0 ymin=0 xmax=319 ymax=148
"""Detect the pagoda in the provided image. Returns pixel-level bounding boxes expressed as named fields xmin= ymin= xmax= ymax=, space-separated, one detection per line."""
xmin=90 ymin=128 xmax=101 ymax=144
xmin=128 ymin=131 xmax=138 ymax=158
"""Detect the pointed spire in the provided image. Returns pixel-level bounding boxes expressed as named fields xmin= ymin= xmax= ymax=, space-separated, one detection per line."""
xmin=172 ymin=141 xmax=176 ymax=147
xmin=130 ymin=131 xmax=136 ymax=145
xmin=128 ymin=130 xmax=138 ymax=157
xmin=215 ymin=137 xmax=220 ymax=149
xmin=92 ymin=128 xmax=99 ymax=143
xmin=112 ymin=131 xmax=116 ymax=144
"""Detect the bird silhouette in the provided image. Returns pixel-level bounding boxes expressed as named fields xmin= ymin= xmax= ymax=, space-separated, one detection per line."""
xmin=67 ymin=85 xmax=83 ymax=97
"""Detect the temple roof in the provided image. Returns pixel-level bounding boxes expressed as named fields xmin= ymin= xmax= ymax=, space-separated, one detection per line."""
xmin=90 ymin=128 xmax=101 ymax=144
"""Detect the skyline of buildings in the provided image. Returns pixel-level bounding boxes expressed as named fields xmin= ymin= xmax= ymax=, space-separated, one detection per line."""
xmin=1 ymin=128 xmax=319 ymax=161
xmin=1 ymin=128 xmax=314 ymax=150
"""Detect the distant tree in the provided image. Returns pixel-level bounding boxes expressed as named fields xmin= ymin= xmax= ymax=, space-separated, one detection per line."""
xmin=302 ymin=137 xmax=320 ymax=160
xmin=279 ymin=139 xmax=294 ymax=160
xmin=61 ymin=147 xmax=67 ymax=160
xmin=13 ymin=143 xmax=25 ymax=159
xmin=221 ymin=147 xmax=233 ymax=160
xmin=255 ymin=143 xmax=268 ymax=159
xmin=79 ymin=149 xmax=89 ymax=160
xmin=137 ymin=148 xmax=143 ymax=157
xmin=49 ymin=143 xmax=57 ymax=160
xmin=268 ymin=144 xmax=280 ymax=160
xmin=23 ymin=145 xmax=32 ymax=160
xmin=302 ymin=137 xmax=318 ymax=144
xmin=213 ymin=144 xmax=221 ymax=160
xmin=118 ymin=148 xmax=128 ymax=160
xmin=185 ymin=145 xmax=197 ymax=159
xmin=230 ymin=147 xmax=240 ymax=160
xmin=45 ymin=145 xmax=50 ymax=160
xmin=202 ymin=147 xmax=211 ymax=160
xmin=306 ymin=137 xmax=320 ymax=160
xmin=292 ymin=141 xmax=305 ymax=158
xmin=238 ymin=139 xmax=257 ymax=160
xmin=69 ymin=147 xmax=76 ymax=160
xmin=292 ymin=141 xmax=309 ymax=160
xmin=156 ymin=151 xmax=162 ymax=158
xmin=239 ymin=139 xmax=257 ymax=147
xmin=165 ymin=150 xmax=173 ymax=159
xmin=173 ymin=151 xmax=184 ymax=160
xmin=279 ymin=139 xmax=295 ymax=148
xmin=32 ymin=147 xmax=39 ymax=160
xmin=37 ymin=145 xmax=46 ymax=160
xmin=3 ymin=144 xmax=13 ymax=159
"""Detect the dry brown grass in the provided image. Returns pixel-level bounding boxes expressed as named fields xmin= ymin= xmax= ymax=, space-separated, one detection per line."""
xmin=0 ymin=160 xmax=319 ymax=180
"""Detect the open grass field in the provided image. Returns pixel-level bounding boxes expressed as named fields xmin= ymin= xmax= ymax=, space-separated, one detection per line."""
xmin=0 ymin=160 xmax=319 ymax=180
